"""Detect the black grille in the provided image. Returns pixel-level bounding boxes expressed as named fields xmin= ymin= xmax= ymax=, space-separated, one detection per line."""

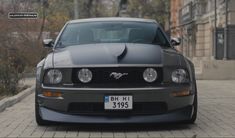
xmin=67 ymin=102 xmax=167 ymax=115
xmin=72 ymin=67 xmax=163 ymax=86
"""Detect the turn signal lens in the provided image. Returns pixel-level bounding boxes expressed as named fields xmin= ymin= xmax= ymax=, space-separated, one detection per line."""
xmin=43 ymin=91 xmax=62 ymax=97
xmin=172 ymin=90 xmax=190 ymax=97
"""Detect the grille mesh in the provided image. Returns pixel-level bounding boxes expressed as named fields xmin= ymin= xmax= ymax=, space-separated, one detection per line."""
xmin=72 ymin=67 xmax=163 ymax=86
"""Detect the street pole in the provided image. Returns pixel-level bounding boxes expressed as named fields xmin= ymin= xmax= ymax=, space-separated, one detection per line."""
xmin=213 ymin=0 xmax=217 ymax=59
xmin=74 ymin=0 xmax=79 ymax=19
xmin=223 ymin=0 xmax=228 ymax=60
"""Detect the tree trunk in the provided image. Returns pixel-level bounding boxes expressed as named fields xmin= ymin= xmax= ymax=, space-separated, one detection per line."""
xmin=38 ymin=2 xmax=47 ymax=40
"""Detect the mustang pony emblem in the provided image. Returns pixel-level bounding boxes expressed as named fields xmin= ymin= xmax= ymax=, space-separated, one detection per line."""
xmin=109 ymin=72 xmax=128 ymax=79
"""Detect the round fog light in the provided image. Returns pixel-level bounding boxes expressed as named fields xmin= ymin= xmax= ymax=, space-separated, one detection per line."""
xmin=78 ymin=68 xmax=92 ymax=83
xmin=143 ymin=68 xmax=157 ymax=83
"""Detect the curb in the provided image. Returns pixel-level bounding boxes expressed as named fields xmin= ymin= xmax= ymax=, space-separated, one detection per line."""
xmin=0 ymin=85 xmax=35 ymax=112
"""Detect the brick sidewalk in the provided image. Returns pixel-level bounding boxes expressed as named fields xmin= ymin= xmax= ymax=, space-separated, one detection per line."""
xmin=0 ymin=80 xmax=235 ymax=138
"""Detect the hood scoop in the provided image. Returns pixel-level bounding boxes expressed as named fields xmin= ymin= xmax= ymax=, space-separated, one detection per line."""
xmin=104 ymin=44 xmax=127 ymax=61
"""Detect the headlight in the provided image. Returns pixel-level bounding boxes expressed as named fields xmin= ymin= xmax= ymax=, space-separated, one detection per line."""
xmin=143 ymin=68 xmax=157 ymax=83
xmin=45 ymin=69 xmax=62 ymax=84
xmin=78 ymin=68 xmax=92 ymax=83
xmin=172 ymin=69 xmax=188 ymax=83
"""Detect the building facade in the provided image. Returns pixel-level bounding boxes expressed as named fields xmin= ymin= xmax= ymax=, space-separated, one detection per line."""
xmin=171 ymin=0 xmax=235 ymax=79
xmin=171 ymin=0 xmax=235 ymax=60
xmin=170 ymin=0 xmax=182 ymax=37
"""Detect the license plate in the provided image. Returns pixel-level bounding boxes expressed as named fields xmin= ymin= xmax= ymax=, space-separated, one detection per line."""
xmin=104 ymin=95 xmax=133 ymax=110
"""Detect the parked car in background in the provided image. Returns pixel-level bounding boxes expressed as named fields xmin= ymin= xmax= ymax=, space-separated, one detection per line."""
xmin=35 ymin=17 xmax=197 ymax=125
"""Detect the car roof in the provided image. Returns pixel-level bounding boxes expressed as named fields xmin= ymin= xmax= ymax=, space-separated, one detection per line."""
xmin=68 ymin=17 xmax=158 ymax=24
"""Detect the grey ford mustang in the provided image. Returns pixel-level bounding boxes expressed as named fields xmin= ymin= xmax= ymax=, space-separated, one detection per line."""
xmin=35 ymin=17 xmax=197 ymax=125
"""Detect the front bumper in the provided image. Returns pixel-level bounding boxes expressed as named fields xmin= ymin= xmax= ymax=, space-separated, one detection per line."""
xmin=37 ymin=84 xmax=194 ymax=123
xmin=39 ymin=105 xmax=193 ymax=123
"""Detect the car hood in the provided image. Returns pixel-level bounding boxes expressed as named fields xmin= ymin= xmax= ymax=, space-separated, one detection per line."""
xmin=49 ymin=43 xmax=180 ymax=68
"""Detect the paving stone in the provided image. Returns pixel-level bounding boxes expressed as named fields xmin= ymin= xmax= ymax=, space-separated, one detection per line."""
xmin=113 ymin=131 xmax=125 ymax=138
xmin=78 ymin=131 xmax=90 ymax=138
xmin=42 ymin=126 xmax=57 ymax=137
xmin=101 ymin=131 xmax=114 ymax=138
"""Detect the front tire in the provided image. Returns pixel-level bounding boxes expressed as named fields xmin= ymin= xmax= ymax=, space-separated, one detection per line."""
xmin=35 ymin=96 xmax=51 ymax=126
xmin=186 ymin=82 xmax=198 ymax=124
xmin=187 ymin=94 xmax=197 ymax=123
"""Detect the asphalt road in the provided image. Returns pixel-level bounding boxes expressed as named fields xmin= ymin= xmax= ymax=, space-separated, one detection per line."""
xmin=0 ymin=80 xmax=235 ymax=138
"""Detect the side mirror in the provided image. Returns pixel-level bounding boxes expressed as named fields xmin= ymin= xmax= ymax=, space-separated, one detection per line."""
xmin=43 ymin=39 xmax=54 ymax=48
xmin=171 ymin=37 xmax=181 ymax=46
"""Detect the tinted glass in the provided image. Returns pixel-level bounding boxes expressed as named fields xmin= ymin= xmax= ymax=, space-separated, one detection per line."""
xmin=57 ymin=21 xmax=170 ymax=47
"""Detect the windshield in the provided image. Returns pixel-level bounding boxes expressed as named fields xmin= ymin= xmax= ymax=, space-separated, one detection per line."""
xmin=56 ymin=21 xmax=170 ymax=47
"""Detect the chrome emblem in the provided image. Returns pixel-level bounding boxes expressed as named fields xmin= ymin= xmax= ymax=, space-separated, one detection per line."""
xmin=110 ymin=72 xmax=128 ymax=79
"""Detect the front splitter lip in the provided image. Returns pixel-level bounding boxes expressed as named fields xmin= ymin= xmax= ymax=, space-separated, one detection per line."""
xmin=39 ymin=106 xmax=193 ymax=124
